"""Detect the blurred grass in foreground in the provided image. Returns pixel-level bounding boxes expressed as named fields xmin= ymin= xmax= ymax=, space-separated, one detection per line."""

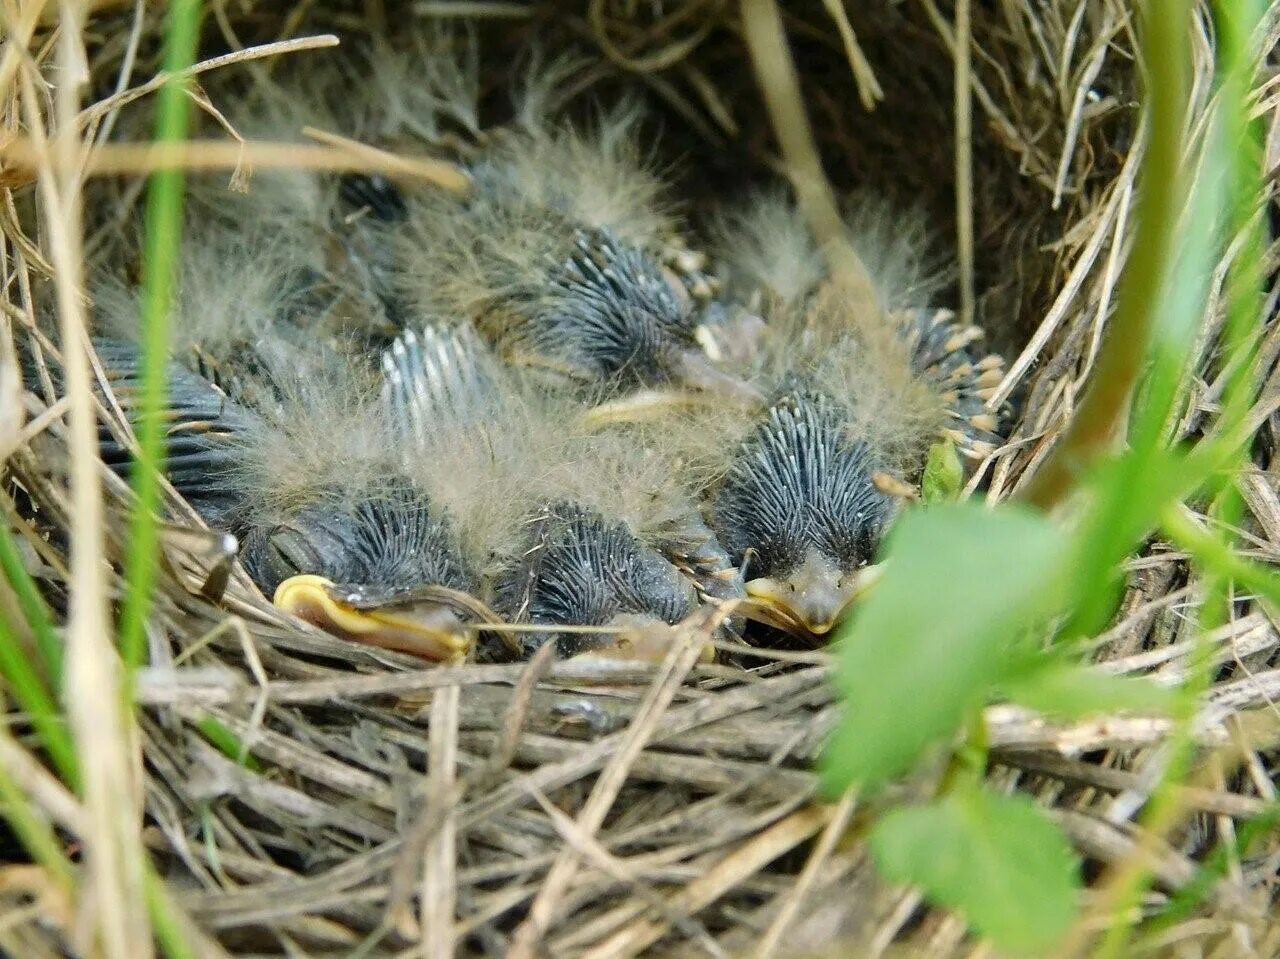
xmin=820 ymin=0 xmax=1278 ymax=953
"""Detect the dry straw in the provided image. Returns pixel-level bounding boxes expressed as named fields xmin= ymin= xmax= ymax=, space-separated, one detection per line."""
xmin=2 ymin=1 xmax=1279 ymax=957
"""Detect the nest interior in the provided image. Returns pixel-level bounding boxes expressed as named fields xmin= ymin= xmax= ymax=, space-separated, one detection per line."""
xmin=2 ymin=1 xmax=1280 ymax=956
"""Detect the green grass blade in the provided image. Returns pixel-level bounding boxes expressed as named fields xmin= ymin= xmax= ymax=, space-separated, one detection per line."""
xmin=145 ymin=865 xmax=201 ymax=959
xmin=0 ymin=597 xmax=78 ymax=787
xmin=193 ymin=715 xmax=262 ymax=771
xmin=0 ymin=509 xmax=63 ymax=684
xmin=118 ymin=0 xmax=204 ymax=672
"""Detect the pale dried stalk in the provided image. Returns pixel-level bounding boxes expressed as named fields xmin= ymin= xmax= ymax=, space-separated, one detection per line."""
xmin=508 ymin=611 xmax=718 ymax=957
xmin=740 ymin=0 xmax=880 ymax=313
xmin=954 ymin=0 xmax=976 ymax=326
xmin=579 ymin=805 xmax=834 ymax=959
xmin=421 ymin=683 xmax=459 ymax=959
xmin=2 ymin=136 xmax=471 ymax=192
xmin=19 ymin=9 xmax=152 ymax=958
xmin=820 ymin=0 xmax=883 ymax=110
xmin=75 ymin=34 xmax=340 ymax=131
xmin=753 ymin=787 xmax=859 ymax=959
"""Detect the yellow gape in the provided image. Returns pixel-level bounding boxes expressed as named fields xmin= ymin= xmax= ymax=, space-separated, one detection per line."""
xmin=274 ymin=574 xmax=471 ymax=661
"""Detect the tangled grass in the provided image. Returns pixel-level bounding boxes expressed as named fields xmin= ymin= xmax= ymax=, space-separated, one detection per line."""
xmin=1 ymin=1 xmax=1279 ymax=956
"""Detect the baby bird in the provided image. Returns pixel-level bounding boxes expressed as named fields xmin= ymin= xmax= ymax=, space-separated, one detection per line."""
xmin=381 ymin=325 xmax=713 ymax=661
xmin=391 ymin=122 xmax=697 ymax=392
xmin=85 ymin=217 xmax=480 ymax=660
xmin=696 ymin=193 xmax=1006 ymax=638
xmin=88 ymin=337 xmax=477 ymax=661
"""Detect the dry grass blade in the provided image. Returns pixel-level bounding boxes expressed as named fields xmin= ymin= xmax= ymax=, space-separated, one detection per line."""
xmin=1 ymin=137 xmax=474 ymax=187
xmin=739 ymin=0 xmax=879 ymax=311
xmin=753 ymin=787 xmax=859 ymax=958
xmin=17 ymin=11 xmax=151 ymax=959
xmin=953 ymin=0 xmax=975 ymax=326
xmin=508 ymin=610 xmax=718 ymax=956
xmin=820 ymin=0 xmax=883 ymax=110
xmin=301 ymin=126 xmax=471 ymax=194
xmin=421 ymin=683 xmax=460 ymax=958
xmin=75 ymin=35 xmax=340 ymax=131
xmin=579 ymin=805 xmax=834 ymax=958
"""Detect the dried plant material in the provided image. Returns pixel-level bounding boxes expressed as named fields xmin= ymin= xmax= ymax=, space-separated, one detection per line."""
xmin=1 ymin=2 xmax=1278 ymax=956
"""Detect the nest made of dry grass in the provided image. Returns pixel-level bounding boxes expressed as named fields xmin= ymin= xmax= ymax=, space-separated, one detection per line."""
xmin=3 ymin=2 xmax=1280 ymax=957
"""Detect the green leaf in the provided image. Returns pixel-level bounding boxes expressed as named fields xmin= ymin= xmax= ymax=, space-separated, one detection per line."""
xmin=921 ymin=439 xmax=963 ymax=503
xmin=869 ymin=783 xmax=1081 ymax=955
xmin=821 ymin=503 xmax=1066 ymax=791
xmin=1000 ymin=661 xmax=1179 ymax=719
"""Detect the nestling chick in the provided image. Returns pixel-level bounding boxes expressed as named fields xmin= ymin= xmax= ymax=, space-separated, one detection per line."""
xmin=87 ymin=228 xmax=479 ymax=661
xmin=710 ymin=386 xmax=891 ymax=637
xmin=694 ymin=193 xmax=1007 ymax=637
xmin=385 ymin=112 xmax=756 ymax=401
xmin=712 ymin=191 xmax=1005 ymax=459
xmin=382 ymin=325 xmax=710 ymax=661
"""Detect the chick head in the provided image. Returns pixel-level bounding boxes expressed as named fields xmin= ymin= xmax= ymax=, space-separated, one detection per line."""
xmin=244 ymin=488 xmax=475 ymax=662
xmin=711 ymin=392 xmax=893 ymax=638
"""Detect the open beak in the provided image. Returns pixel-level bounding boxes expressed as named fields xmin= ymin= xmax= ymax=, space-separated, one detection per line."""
xmin=571 ymin=613 xmax=715 ymax=664
xmin=742 ymin=564 xmax=881 ymax=638
xmin=274 ymin=574 xmax=472 ymax=661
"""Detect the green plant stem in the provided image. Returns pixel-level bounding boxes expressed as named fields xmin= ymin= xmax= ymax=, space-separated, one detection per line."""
xmin=145 ymin=865 xmax=200 ymax=959
xmin=1211 ymin=0 xmax=1268 ymax=447
xmin=1128 ymin=124 xmax=1226 ymax=450
xmin=937 ymin=707 xmax=989 ymax=797
xmin=118 ymin=0 xmax=203 ymax=673
xmin=1021 ymin=0 xmax=1192 ymax=509
xmin=0 ymin=511 xmax=63 ymax=685
xmin=0 ymin=613 xmax=77 ymax=788
xmin=0 ymin=758 xmax=75 ymax=895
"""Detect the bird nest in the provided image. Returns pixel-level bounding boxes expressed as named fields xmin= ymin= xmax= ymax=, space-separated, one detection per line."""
xmin=2 ymin=2 xmax=1279 ymax=957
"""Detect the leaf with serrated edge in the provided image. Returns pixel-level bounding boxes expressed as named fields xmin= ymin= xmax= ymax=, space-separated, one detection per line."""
xmin=821 ymin=503 xmax=1066 ymax=791
xmin=869 ymin=783 xmax=1081 ymax=955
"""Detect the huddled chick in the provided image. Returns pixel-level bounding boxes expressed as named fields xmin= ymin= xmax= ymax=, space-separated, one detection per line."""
xmin=86 ymin=229 xmax=480 ymax=660
xmin=382 ymin=325 xmax=716 ymax=661
xmin=676 ymin=192 xmax=1007 ymax=638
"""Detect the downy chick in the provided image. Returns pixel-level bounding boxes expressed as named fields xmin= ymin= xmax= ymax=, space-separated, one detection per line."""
xmin=393 ymin=116 xmax=751 ymax=399
xmin=382 ymin=325 xmax=713 ymax=661
xmin=695 ymin=193 xmax=1007 ymax=638
xmin=88 ymin=226 xmax=479 ymax=661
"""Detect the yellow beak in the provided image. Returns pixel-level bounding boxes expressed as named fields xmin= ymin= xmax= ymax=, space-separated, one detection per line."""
xmin=274 ymin=574 xmax=472 ymax=661
xmin=743 ymin=562 xmax=881 ymax=638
